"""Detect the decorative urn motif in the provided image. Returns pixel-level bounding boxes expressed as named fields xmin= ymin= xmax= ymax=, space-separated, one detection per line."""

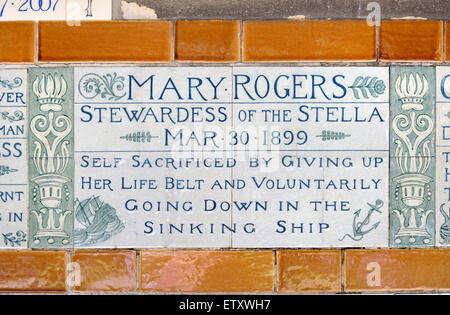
xmin=392 ymin=72 xmax=433 ymax=245
xmin=30 ymin=73 xmax=72 ymax=246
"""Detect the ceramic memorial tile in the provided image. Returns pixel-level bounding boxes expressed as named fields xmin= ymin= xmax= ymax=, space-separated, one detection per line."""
xmin=436 ymin=66 xmax=450 ymax=246
xmin=73 ymin=66 xmax=389 ymax=248
xmin=230 ymin=67 xmax=389 ymax=247
xmin=74 ymin=67 xmax=233 ymax=248
xmin=0 ymin=69 xmax=27 ymax=248
xmin=389 ymin=66 xmax=436 ymax=247
xmin=0 ymin=0 xmax=111 ymax=21
xmin=0 ymin=0 xmax=66 ymax=21
xmin=28 ymin=67 xmax=74 ymax=248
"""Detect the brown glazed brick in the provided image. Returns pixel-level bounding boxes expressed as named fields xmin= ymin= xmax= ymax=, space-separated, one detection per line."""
xmin=243 ymin=20 xmax=376 ymax=62
xmin=39 ymin=21 xmax=172 ymax=62
xmin=380 ymin=20 xmax=443 ymax=62
xmin=345 ymin=249 xmax=450 ymax=292
xmin=72 ymin=251 xmax=136 ymax=292
xmin=0 ymin=22 xmax=36 ymax=63
xmin=140 ymin=250 xmax=274 ymax=292
xmin=176 ymin=20 xmax=240 ymax=62
xmin=0 ymin=251 xmax=66 ymax=291
xmin=277 ymin=250 xmax=342 ymax=293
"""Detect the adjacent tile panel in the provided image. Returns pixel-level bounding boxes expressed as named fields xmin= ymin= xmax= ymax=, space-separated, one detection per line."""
xmin=72 ymin=250 xmax=136 ymax=292
xmin=0 ymin=22 xmax=35 ymax=63
xmin=0 ymin=251 xmax=66 ymax=291
xmin=140 ymin=250 xmax=274 ymax=292
xmin=380 ymin=21 xmax=443 ymax=62
xmin=0 ymin=0 xmax=111 ymax=21
xmin=231 ymin=67 xmax=389 ymax=248
xmin=436 ymin=66 xmax=450 ymax=246
xmin=0 ymin=0 xmax=65 ymax=21
xmin=345 ymin=249 xmax=450 ymax=292
xmin=389 ymin=67 xmax=435 ymax=247
xmin=74 ymin=67 xmax=233 ymax=248
xmin=38 ymin=21 xmax=172 ymax=62
xmin=243 ymin=20 xmax=376 ymax=62
xmin=277 ymin=250 xmax=341 ymax=293
xmin=28 ymin=67 xmax=74 ymax=248
xmin=175 ymin=20 xmax=240 ymax=62
xmin=0 ymin=69 xmax=27 ymax=248
xmin=67 ymin=0 xmax=112 ymax=21
xmin=436 ymin=148 xmax=449 ymax=246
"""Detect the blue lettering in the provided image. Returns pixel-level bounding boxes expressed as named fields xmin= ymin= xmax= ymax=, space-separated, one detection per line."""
xmin=128 ymin=75 xmax=154 ymax=100
xmin=293 ymin=74 xmax=307 ymax=99
xmin=332 ymin=75 xmax=346 ymax=98
xmin=233 ymin=74 xmax=255 ymax=100
xmin=80 ymin=105 xmax=93 ymax=122
xmin=274 ymin=75 xmax=289 ymax=99
xmin=441 ymin=74 xmax=450 ymax=99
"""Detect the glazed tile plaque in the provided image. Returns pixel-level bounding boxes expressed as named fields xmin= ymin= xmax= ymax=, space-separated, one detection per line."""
xmin=436 ymin=66 xmax=450 ymax=246
xmin=73 ymin=66 xmax=389 ymax=248
xmin=0 ymin=69 xmax=27 ymax=248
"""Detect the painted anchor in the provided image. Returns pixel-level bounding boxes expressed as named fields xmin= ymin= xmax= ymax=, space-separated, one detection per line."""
xmin=340 ymin=199 xmax=383 ymax=241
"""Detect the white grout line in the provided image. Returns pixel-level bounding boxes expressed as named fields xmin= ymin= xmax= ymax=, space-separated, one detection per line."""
xmin=34 ymin=21 xmax=39 ymax=65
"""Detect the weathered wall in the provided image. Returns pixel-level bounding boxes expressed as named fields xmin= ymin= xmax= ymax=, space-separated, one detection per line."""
xmin=0 ymin=0 xmax=449 ymax=295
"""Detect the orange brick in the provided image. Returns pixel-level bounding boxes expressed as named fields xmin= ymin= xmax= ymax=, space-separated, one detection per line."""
xmin=0 ymin=22 xmax=36 ymax=63
xmin=72 ymin=251 xmax=136 ymax=292
xmin=277 ymin=250 xmax=341 ymax=293
xmin=0 ymin=251 xmax=66 ymax=292
xmin=39 ymin=21 xmax=172 ymax=62
xmin=380 ymin=20 xmax=443 ymax=62
xmin=345 ymin=249 xmax=450 ymax=292
xmin=176 ymin=20 xmax=240 ymax=62
xmin=446 ymin=21 xmax=450 ymax=62
xmin=243 ymin=20 xmax=376 ymax=62
xmin=140 ymin=250 xmax=274 ymax=292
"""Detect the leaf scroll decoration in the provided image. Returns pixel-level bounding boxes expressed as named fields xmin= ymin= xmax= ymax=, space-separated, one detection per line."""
xmin=120 ymin=131 xmax=158 ymax=143
xmin=0 ymin=165 xmax=18 ymax=176
xmin=1 ymin=110 xmax=24 ymax=123
xmin=78 ymin=73 xmax=126 ymax=101
xmin=2 ymin=231 xmax=26 ymax=247
xmin=348 ymin=76 xmax=386 ymax=99
xmin=316 ymin=130 xmax=351 ymax=141
xmin=0 ymin=77 xmax=22 ymax=90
